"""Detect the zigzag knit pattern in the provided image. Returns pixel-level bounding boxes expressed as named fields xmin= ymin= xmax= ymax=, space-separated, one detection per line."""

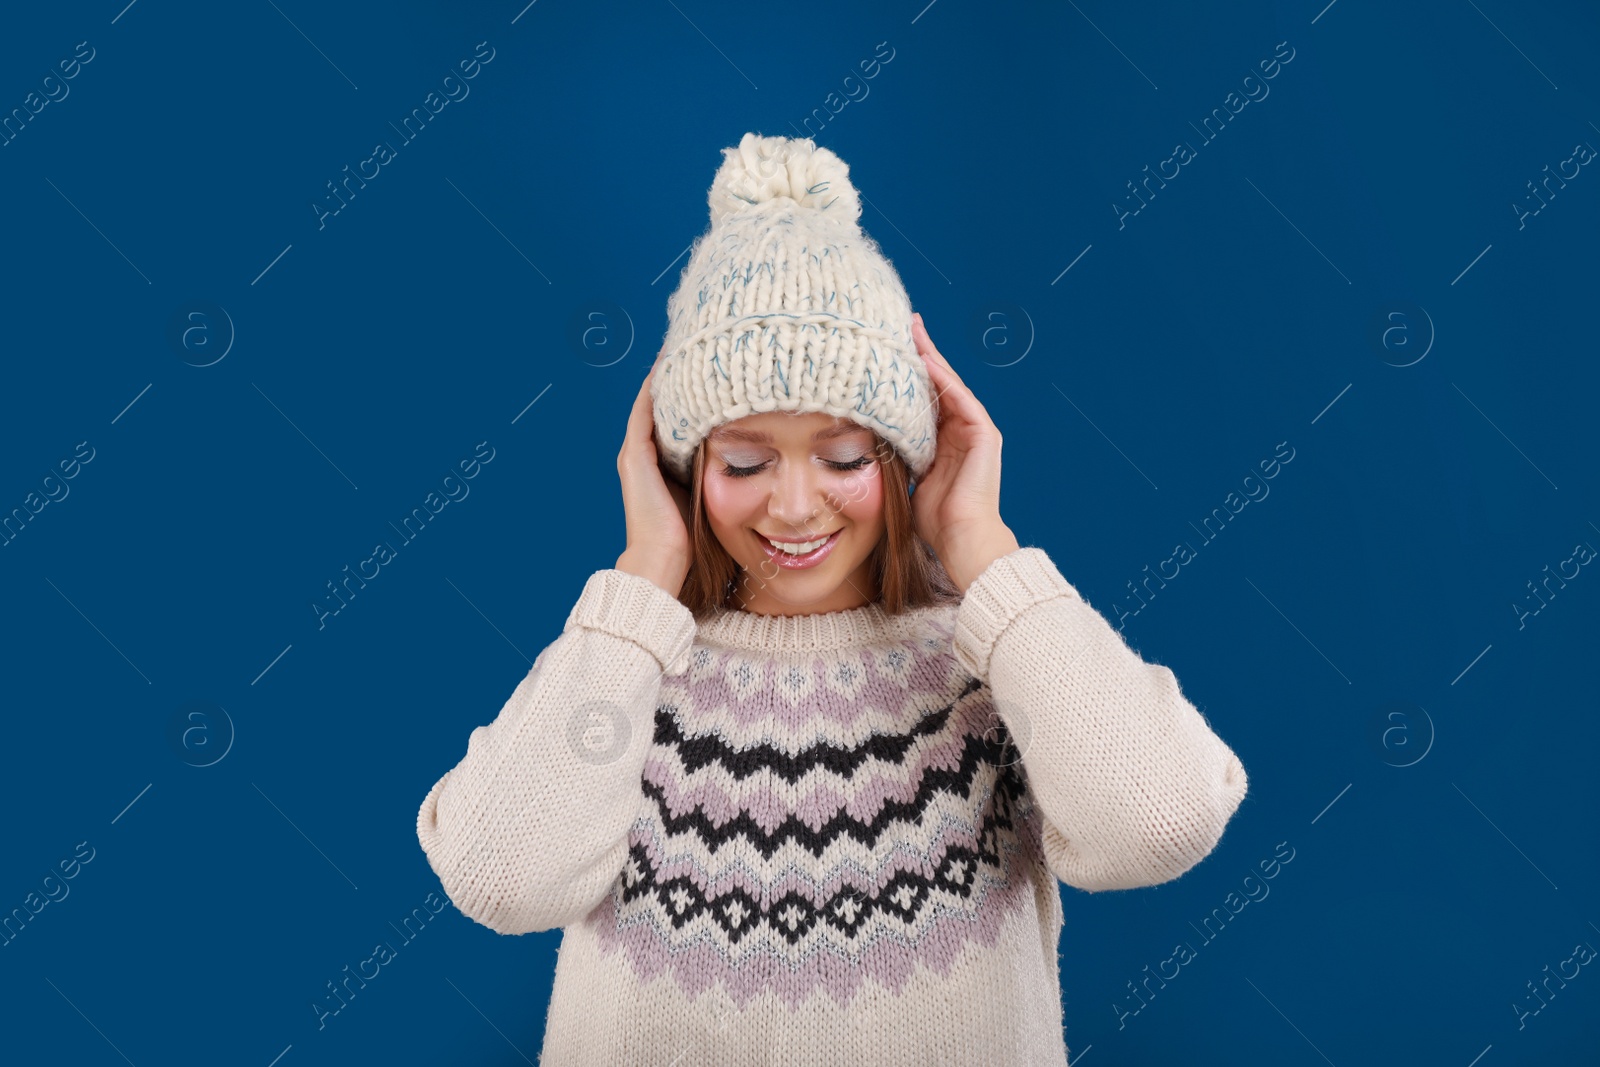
xmin=592 ymin=623 xmax=1045 ymax=1010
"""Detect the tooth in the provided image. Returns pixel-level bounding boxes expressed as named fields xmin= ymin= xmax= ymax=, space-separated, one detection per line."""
xmin=768 ymin=534 xmax=826 ymax=554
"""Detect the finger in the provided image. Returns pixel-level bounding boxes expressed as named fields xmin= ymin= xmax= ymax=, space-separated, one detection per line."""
xmin=912 ymin=333 xmax=979 ymax=420
xmin=917 ymin=357 xmax=956 ymax=419
xmin=910 ymin=312 xmax=942 ymax=365
xmin=906 ymin=314 xmax=957 ymax=434
xmin=631 ymin=369 xmax=651 ymax=429
xmin=917 ymin=342 xmax=1001 ymax=439
xmin=913 ymin=315 xmax=988 ymax=408
xmin=624 ymin=368 xmax=657 ymax=458
xmin=911 ymin=315 xmax=983 ymax=420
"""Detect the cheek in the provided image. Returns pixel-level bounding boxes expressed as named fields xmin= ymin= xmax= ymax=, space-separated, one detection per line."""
xmin=835 ymin=469 xmax=885 ymax=528
xmin=702 ymin=475 xmax=763 ymax=531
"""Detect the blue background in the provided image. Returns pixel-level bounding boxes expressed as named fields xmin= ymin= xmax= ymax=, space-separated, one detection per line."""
xmin=2 ymin=0 xmax=1595 ymax=1063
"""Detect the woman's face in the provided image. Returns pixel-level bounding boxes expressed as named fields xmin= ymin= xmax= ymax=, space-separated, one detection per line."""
xmin=702 ymin=411 xmax=887 ymax=615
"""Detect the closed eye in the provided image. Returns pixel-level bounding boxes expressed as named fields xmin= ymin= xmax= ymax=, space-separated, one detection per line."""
xmin=719 ymin=455 xmax=874 ymax=479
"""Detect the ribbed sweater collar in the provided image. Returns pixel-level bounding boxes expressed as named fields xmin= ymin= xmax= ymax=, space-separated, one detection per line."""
xmin=694 ymin=597 xmax=954 ymax=656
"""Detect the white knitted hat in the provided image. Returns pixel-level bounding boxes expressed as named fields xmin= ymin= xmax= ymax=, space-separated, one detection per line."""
xmin=650 ymin=132 xmax=935 ymax=486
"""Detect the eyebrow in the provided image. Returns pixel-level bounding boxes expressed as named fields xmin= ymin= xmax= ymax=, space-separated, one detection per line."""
xmin=709 ymin=423 xmax=870 ymax=444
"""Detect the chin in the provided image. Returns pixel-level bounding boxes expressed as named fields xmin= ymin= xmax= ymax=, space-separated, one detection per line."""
xmin=713 ymin=521 xmax=880 ymax=609
xmin=758 ymin=581 xmax=856 ymax=614
xmin=732 ymin=553 xmax=855 ymax=605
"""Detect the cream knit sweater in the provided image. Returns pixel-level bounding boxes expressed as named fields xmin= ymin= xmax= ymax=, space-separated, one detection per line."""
xmin=416 ymin=547 xmax=1248 ymax=1065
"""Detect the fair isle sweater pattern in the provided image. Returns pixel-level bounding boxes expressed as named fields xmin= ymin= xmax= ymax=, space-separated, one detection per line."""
xmin=592 ymin=617 xmax=1046 ymax=1009
xmin=416 ymin=546 xmax=1250 ymax=1065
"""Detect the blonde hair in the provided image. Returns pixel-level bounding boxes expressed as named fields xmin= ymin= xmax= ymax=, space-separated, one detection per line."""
xmin=675 ymin=431 xmax=960 ymax=619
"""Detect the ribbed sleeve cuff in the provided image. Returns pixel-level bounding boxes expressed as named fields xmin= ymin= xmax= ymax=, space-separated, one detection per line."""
xmin=563 ymin=569 xmax=698 ymax=675
xmin=953 ymin=546 xmax=1081 ymax=681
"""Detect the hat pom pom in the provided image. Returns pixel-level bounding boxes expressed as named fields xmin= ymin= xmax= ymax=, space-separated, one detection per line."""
xmin=707 ymin=132 xmax=863 ymax=227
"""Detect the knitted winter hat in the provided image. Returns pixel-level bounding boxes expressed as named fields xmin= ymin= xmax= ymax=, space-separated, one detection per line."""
xmin=650 ymin=132 xmax=935 ymax=486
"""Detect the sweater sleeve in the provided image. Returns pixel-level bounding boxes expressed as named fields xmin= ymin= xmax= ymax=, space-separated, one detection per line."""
xmin=415 ymin=568 xmax=697 ymax=934
xmin=951 ymin=546 xmax=1248 ymax=892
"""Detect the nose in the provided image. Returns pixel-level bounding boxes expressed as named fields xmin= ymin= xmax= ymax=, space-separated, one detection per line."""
xmin=766 ymin=457 xmax=826 ymax=534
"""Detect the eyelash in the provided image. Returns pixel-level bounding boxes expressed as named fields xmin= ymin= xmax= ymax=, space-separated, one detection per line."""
xmin=719 ymin=455 xmax=874 ymax=479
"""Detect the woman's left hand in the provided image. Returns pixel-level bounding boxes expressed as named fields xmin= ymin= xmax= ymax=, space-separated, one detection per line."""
xmin=908 ymin=312 xmax=1021 ymax=593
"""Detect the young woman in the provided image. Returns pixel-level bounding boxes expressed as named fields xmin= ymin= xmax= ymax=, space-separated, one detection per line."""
xmin=417 ymin=134 xmax=1248 ymax=1066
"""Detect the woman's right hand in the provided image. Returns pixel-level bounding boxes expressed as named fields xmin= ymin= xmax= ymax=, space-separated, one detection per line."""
xmin=615 ymin=361 xmax=693 ymax=597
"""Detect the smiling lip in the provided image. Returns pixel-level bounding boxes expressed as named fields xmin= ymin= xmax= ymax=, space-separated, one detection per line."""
xmin=756 ymin=530 xmax=841 ymax=570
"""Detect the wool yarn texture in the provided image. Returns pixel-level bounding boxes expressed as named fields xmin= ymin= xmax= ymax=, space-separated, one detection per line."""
xmin=417 ymin=547 xmax=1250 ymax=1065
xmin=650 ymin=131 xmax=936 ymax=486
